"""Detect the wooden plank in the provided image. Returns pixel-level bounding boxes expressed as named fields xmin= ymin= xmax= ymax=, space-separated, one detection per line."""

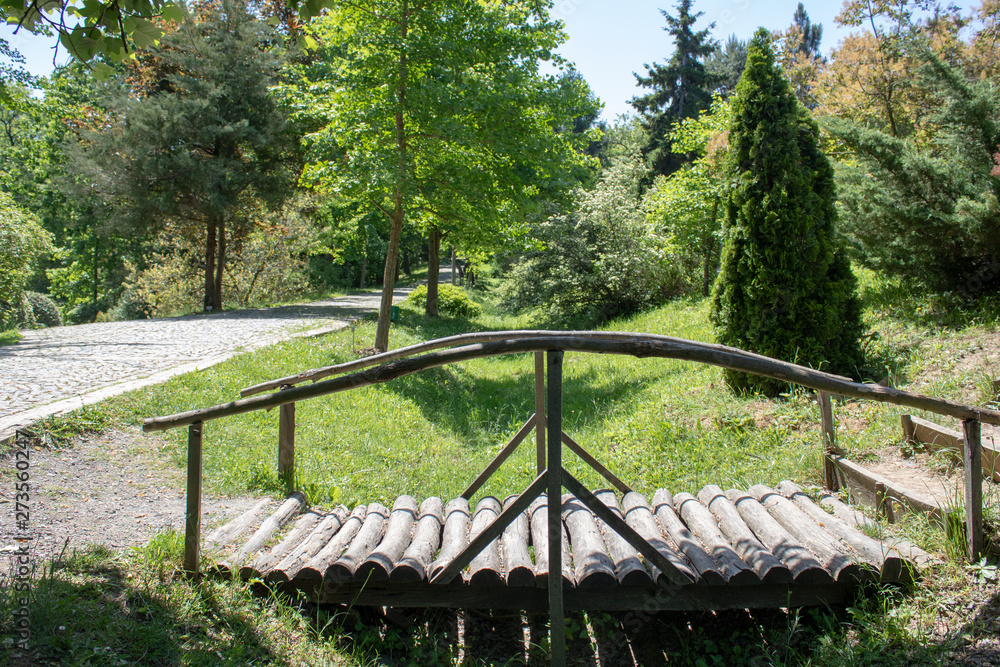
xmin=595 ymin=490 xmax=651 ymax=586
xmin=903 ymin=414 xmax=1000 ymax=482
xmin=221 ymin=492 xmax=307 ymax=574
xmin=297 ymin=505 xmax=367 ymax=582
xmin=391 ymin=497 xmax=444 ymax=584
xmin=429 ymin=498 xmax=471 ymax=582
xmin=500 ymin=495 xmax=535 ymax=587
xmin=358 ymin=496 xmax=419 ymax=582
xmin=775 ymin=481 xmax=911 ymax=583
xmin=562 ymin=471 xmax=694 ymax=587
xmin=563 ymin=494 xmax=617 ymax=588
xmin=644 ymin=490 xmax=727 ymax=585
xmin=467 ymin=497 xmax=505 ymax=587
xmin=265 ymin=508 xmax=348 ymax=583
xmin=725 ymin=489 xmax=832 ymax=585
xmin=314 ymin=581 xmax=856 ymax=612
xmin=750 ymin=485 xmax=868 ymax=583
xmin=278 ymin=401 xmax=295 ymax=491
xmin=618 ymin=491 xmax=697 ymax=586
xmin=431 ymin=474 xmax=545 ymax=585
xmin=461 ymin=417 xmax=536 ymax=500
xmin=562 ymin=433 xmax=632 ymax=495
xmin=964 ymin=419 xmax=984 ymax=562
xmin=185 ymin=422 xmax=203 ymax=577
xmin=146 ymin=335 xmax=1000 ymax=434
xmin=691 ymin=488 xmax=788 ymax=584
xmin=326 ymin=503 xmax=389 ymax=583
xmin=528 ymin=494 xmax=573 ymax=588
xmin=816 ymin=491 xmax=935 ymax=568
xmin=828 ymin=455 xmax=943 ymax=525
xmin=875 ymin=482 xmax=895 ymax=523
xmin=204 ymin=498 xmax=271 ymax=551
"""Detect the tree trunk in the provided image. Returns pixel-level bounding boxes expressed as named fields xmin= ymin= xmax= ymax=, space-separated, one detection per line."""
xmin=450 ymin=246 xmax=456 ymax=285
xmin=205 ymin=220 xmax=217 ymax=311
xmin=426 ymin=226 xmax=441 ymax=317
xmin=214 ymin=217 xmax=226 ymax=310
xmin=402 ymin=247 xmax=411 ymax=275
xmin=358 ymin=254 xmax=367 ymax=289
xmin=374 ymin=1 xmax=409 ymax=353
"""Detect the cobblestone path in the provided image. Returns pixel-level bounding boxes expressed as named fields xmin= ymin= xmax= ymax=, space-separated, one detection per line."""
xmin=0 ymin=289 xmax=411 ymax=439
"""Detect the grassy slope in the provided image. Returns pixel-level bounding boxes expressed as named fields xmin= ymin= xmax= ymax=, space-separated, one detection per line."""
xmin=6 ymin=277 xmax=1000 ymax=666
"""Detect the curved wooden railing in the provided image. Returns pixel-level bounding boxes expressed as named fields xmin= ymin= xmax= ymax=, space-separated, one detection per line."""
xmin=145 ymin=332 xmax=998 ymax=663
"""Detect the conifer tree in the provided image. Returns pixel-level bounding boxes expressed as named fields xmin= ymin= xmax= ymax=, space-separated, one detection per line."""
xmin=710 ymin=29 xmax=862 ymax=396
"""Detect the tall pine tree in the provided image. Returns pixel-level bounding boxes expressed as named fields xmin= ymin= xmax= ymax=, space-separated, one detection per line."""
xmin=630 ymin=0 xmax=716 ymax=179
xmin=710 ymin=29 xmax=862 ymax=396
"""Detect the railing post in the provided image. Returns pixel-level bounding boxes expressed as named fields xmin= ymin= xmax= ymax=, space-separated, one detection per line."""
xmin=546 ymin=350 xmax=565 ymax=666
xmin=819 ymin=390 xmax=839 ymax=491
xmin=279 ymin=390 xmax=295 ymax=493
xmin=535 ymin=351 xmax=546 ymax=475
xmin=185 ymin=422 xmax=203 ymax=577
xmin=963 ymin=419 xmax=983 ymax=561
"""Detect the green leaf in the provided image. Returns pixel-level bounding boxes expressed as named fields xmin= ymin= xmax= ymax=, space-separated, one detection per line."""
xmin=92 ymin=62 xmax=115 ymax=80
xmin=160 ymin=3 xmax=184 ymax=23
xmin=130 ymin=17 xmax=164 ymax=49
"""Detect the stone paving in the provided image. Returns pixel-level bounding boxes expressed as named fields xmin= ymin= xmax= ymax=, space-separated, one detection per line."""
xmin=0 ymin=288 xmax=412 ymax=440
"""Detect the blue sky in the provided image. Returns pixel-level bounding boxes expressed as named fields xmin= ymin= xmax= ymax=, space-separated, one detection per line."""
xmin=2 ymin=1 xmax=983 ymax=120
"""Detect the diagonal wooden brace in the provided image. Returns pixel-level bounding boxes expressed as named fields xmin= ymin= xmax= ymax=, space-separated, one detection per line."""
xmin=431 ymin=472 xmax=547 ymax=584
xmin=561 ymin=469 xmax=693 ymax=587
xmin=561 ymin=431 xmax=632 ymax=495
xmin=461 ymin=415 xmax=538 ymax=499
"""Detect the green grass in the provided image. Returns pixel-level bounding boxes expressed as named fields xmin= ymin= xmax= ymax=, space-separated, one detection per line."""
xmin=0 ymin=328 xmax=22 ymax=345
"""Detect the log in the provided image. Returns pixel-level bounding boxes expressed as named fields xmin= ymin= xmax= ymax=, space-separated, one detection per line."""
xmin=467 ymin=497 xmax=505 ymax=587
xmin=645 ymin=490 xmax=726 ymax=585
xmin=358 ymin=496 xmax=419 ymax=582
xmin=595 ymin=490 xmax=650 ymax=586
xmin=724 ymin=489 xmax=831 ymax=585
xmin=266 ymin=507 xmax=349 ymax=583
xmin=828 ymin=455 xmax=943 ymax=525
xmin=562 ymin=494 xmax=617 ymax=589
xmin=619 ymin=491 xmax=698 ymax=586
xmin=222 ymin=492 xmax=307 ymax=574
xmin=391 ymin=497 xmax=444 ymax=584
xmin=429 ymin=498 xmax=471 ymax=582
xmin=817 ymin=491 xmax=934 ymax=568
xmin=204 ymin=498 xmax=271 ymax=550
xmin=242 ymin=508 xmax=323 ymax=579
xmin=147 ymin=335 xmax=1000 ymax=434
xmin=775 ymin=481 xmax=910 ymax=582
xmin=528 ymin=495 xmax=573 ymax=588
xmin=685 ymin=488 xmax=781 ymax=584
xmin=297 ymin=504 xmax=367 ymax=582
xmin=750 ymin=485 xmax=867 ymax=583
xmin=326 ymin=503 xmax=389 ymax=583
xmin=500 ymin=495 xmax=535 ymax=587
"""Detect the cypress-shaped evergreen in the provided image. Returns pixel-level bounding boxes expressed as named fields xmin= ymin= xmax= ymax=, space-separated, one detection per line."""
xmin=710 ymin=29 xmax=862 ymax=396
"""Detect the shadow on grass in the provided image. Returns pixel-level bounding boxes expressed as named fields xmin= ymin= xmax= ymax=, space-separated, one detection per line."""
xmin=0 ymin=546 xmax=293 ymax=667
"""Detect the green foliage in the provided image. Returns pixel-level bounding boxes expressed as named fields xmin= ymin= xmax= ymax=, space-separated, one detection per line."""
xmin=711 ymin=30 xmax=863 ymax=396
xmin=829 ymin=49 xmax=1000 ymax=298
xmin=23 ymin=290 xmax=62 ymax=327
xmin=405 ymin=284 xmax=482 ymax=318
xmin=499 ymin=122 xmax=687 ymax=326
xmin=0 ymin=191 xmax=53 ymax=330
xmin=630 ymin=0 xmax=718 ymax=178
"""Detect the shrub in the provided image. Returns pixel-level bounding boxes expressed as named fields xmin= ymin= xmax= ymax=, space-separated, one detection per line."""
xmin=406 ymin=284 xmax=482 ymax=318
xmin=24 ymin=291 xmax=62 ymax=327
xmin=107 ymin=289 xmax=154 ymax=321
xmin=0 ymin=192 xmax=53 ymax=331
xmin=710 ymin=30 xmax=863 ymax=396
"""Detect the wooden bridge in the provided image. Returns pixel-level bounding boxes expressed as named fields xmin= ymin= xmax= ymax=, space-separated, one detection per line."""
xmin=143 ymin=331 xmax=1000 ymax=665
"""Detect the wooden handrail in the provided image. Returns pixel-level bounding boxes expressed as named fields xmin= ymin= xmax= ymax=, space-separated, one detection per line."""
xmin=145 ymin=334 xmax=1000 ymax=432
xmin=239 ymin=330 xmax=853 ymax=397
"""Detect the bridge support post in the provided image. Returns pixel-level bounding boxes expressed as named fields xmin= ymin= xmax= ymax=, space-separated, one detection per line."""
xmin=963 ymin=419 xmax=983 ymax=561
xmin=546 ymin=350 xmax=565 ymax=666
xmin=279 ymin=392 xmax=296 ymax=492
xmin=819 ymin=391 xmax=840 ymax=492
xmin=535 ymin=351 xmax=546 ymax=475
xmin=185 ymin=421 xmax=203 ymax=577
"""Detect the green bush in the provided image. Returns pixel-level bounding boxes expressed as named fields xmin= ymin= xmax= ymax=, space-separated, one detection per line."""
xmin=24 ymin=291 xmax=62 ymax=327
xmin=108 ymin=288 xmax=154 ymax=321
xmin=406 ymin=284 xmax=482 ymax=318
xmin=710 ymin=30 xmax=862 ymax=396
